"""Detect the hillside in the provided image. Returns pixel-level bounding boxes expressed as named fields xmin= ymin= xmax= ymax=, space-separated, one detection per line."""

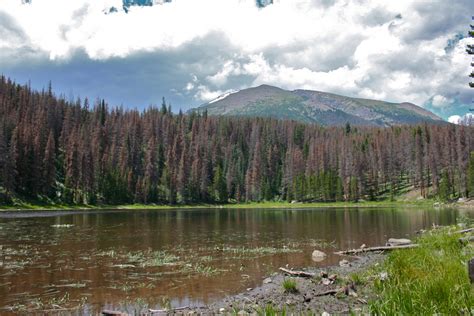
xmin=193 ymin=85 xmax=443 ymax=126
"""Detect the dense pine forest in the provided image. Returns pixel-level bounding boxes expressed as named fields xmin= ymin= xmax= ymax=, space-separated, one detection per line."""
xmin=1 ymin=75 xmax=473 ymax=205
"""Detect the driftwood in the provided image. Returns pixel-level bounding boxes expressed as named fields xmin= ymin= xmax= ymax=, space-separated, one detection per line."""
xmin=102 ymin=311 xmax=129 ymax=316
xmin=279 ymin=267 xmax=315 ymax=278
xmin=314 ymin=283 xmax=356 ymax=297
xmin=335 ymin=244 xmax=419 ymax=255
xmin=454 ymin=228 xmax=474 ymax=234
xmin=314 ymin=288 xmax=341 ymax=296
xmin=149 ymin=306 xmax=189 ymax=313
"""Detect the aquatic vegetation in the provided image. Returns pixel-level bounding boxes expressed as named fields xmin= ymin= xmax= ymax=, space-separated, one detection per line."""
xmin=51 ymin=224 xmax=74 ymax=228
xmin=221 ymin=246 xmax=301 ymax=256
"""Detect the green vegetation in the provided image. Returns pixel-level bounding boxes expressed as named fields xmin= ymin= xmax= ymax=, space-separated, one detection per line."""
xmin=369 ymin=225 xmax=474 ymax=314
xmin=0 ymin=198 xmax=446 ymax=212
xmin=282 ymin=278 xmax=298 ymax=293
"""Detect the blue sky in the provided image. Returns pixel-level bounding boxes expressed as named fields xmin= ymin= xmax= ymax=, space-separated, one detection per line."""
xmin=1 ymin=0 xmax=473 ymax=119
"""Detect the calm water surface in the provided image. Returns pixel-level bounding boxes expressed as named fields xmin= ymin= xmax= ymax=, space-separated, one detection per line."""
xmin=0 ymin=207 xmax=471 ymax=314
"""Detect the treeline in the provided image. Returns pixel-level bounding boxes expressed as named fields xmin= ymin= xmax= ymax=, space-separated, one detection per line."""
xmin=1 ymin=76 xmax=474 ymax=205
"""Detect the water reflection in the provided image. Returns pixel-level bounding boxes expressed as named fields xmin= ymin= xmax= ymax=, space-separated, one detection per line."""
xmin=0 ymin=207 xmax=471 ymax=313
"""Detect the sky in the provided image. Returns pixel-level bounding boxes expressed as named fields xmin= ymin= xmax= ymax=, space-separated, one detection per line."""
xmin=1 ymin=0 xmax=473 ymax=120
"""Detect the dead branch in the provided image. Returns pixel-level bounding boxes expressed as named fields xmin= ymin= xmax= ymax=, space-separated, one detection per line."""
xmin=335 ymin=244 xmax=419 ymax=255
xmin=279 ymin=267 xmax=315 ymax=278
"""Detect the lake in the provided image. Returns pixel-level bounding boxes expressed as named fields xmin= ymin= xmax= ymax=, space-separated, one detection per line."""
xmin=0 ymin=207 xmax=471 ymax=314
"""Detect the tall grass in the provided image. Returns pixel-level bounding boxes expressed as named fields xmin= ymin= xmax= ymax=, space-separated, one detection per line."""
xmin=369 ymin=227 xmax=474 ymax=314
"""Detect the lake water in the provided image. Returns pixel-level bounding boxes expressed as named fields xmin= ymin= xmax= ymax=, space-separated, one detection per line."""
xmin=0 ymin=207 xmax=471 ymax=314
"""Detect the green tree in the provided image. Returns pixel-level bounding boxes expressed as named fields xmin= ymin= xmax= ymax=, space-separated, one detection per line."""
xmin=439 ymin=170 xmax=450 ymax=201
xmin=212 ymin=165 xmax=228 ymax=202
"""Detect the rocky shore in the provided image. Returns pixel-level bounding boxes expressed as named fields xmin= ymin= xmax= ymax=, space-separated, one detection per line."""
xmin=139 ymin=253 xmax=385 ymax=315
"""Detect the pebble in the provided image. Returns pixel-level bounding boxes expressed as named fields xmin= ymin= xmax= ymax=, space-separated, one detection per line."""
xmin=263 ymin=277 xmax=272 ymax=284
xmin=339 ymin=259 xmax=350 ymax=267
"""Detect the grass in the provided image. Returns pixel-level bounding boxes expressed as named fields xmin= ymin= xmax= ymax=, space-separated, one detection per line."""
xmin=282 ymin=278 xmax=298 ymax=293
xmin=369 ymin=225 xmax=474 ymax=314
xmin=0 ymin=199 xmax=442 ymax=212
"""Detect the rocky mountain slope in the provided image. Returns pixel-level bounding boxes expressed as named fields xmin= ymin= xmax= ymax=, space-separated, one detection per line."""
xmin=193 ymin=85 xmax=443 ymax=126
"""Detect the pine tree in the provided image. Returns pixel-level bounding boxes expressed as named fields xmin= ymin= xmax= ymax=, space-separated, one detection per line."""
xmin=43 ymin=131 xmax=56 ymax=197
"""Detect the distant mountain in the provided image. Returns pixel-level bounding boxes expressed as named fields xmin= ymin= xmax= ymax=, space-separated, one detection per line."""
xmin=192 ymin=85 xmax=444 ymax=126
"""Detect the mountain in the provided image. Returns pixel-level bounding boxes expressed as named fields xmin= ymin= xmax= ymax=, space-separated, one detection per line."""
xmin=192 ymin=85 xmax=444 ymax=126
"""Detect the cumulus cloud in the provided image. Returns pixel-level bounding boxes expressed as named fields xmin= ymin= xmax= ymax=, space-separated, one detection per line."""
xmin=0 ymin=0 xmax=473 ymax=116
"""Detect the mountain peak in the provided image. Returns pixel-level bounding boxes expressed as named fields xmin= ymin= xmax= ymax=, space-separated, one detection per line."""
xmin=192 ymin=85 xmax=443 ymax=127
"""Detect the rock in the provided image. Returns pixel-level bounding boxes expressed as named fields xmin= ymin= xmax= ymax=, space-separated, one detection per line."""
xmin=360 ymin=243 xmax=366 ymax=249
xmin=348 ymin=289 xmax=358 ymax=297
xmin=339 ymin=259 xmax=350 ymax=267
xmin=380 ymin=272 xmax=388 ymax=281
xmin=291 ymin=200 xmax=298 ymax=204
xmin=459 ymin=197 xmax=467 ymax=203
xmin=387 ymin=238 xmax=412 ymax=246
xmin=263 ymin=277 xmax=272 ymax=284
xmin=311 ymin=250 xmax=327 ymax=262
xmin=433 ymin=202 xmax=440 ymax=207
xmin=320 ymin=271 xmax=328 ymax=278
xmin=246 ymin=288 xmax=253 ymax=291
xmin=328 ymin=274 xmax=337 ymax=281
xmin=219 ymin=308 xmax=226 ymax=313
xmin=322 ymin=312 xmax=330 ymax=316
xmin=321 ymin=278 xmax=332 ymax=285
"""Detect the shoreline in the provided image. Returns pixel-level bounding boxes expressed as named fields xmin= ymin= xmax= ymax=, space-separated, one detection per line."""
xmin=203 ymin=253 xmax=384 ymax=314
xmin=0 ymin=200 xmax=457 ymax=212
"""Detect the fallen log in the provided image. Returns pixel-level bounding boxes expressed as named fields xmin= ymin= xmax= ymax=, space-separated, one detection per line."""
xmin=335 ymin=244 xmax=419 ymax=255
xmin=279 ymin=267 xmax=315 ymax=278
xmin=102 ymin=311 xmax=129 ymax=316
xmin=149 ymin=306 xmax=189 ymax=313
xmin=314 ymin=288 xmax=341 ymax=297
xmin=454 ymin=228 xmax=474 ymax=234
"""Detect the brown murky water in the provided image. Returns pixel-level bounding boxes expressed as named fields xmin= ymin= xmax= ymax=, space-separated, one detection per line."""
xmin=0 ymin=207 xmax=470 ymax=314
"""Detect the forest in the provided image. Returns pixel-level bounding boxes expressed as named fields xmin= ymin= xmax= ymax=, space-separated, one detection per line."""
xmin=1 ymin=75 xmax=474 ymax=205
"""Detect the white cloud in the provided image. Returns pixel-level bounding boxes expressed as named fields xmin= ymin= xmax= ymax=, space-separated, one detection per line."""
xmin=448 ymin=115 xmax=461 ymax=124
xmin=449 ymin=113 xmax=474 ymax=125
xmin=432 ymin=95 xmax=453 ymax=108
xmin=1 ymin=0 xmax=473 ymax=116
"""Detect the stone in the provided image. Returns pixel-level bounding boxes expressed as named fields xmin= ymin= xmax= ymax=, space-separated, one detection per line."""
xmin=339 ymin=259 xmax=350 ymax=267
xmin=321 ymin=278 xmax=331 ymax=285
xmin=263 ymin=277 xmax=272 ymax=284
xmin=380 ymin=271 xmax=388 ymax=281
xmin=387 ymin=238 xmax=412 ymax=246
xmin=311 ymin=250 xmax=327 ymax=262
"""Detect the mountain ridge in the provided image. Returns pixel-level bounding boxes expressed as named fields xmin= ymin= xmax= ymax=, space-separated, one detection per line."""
xmin=192 ymin=84 xmax=443 ymax=126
